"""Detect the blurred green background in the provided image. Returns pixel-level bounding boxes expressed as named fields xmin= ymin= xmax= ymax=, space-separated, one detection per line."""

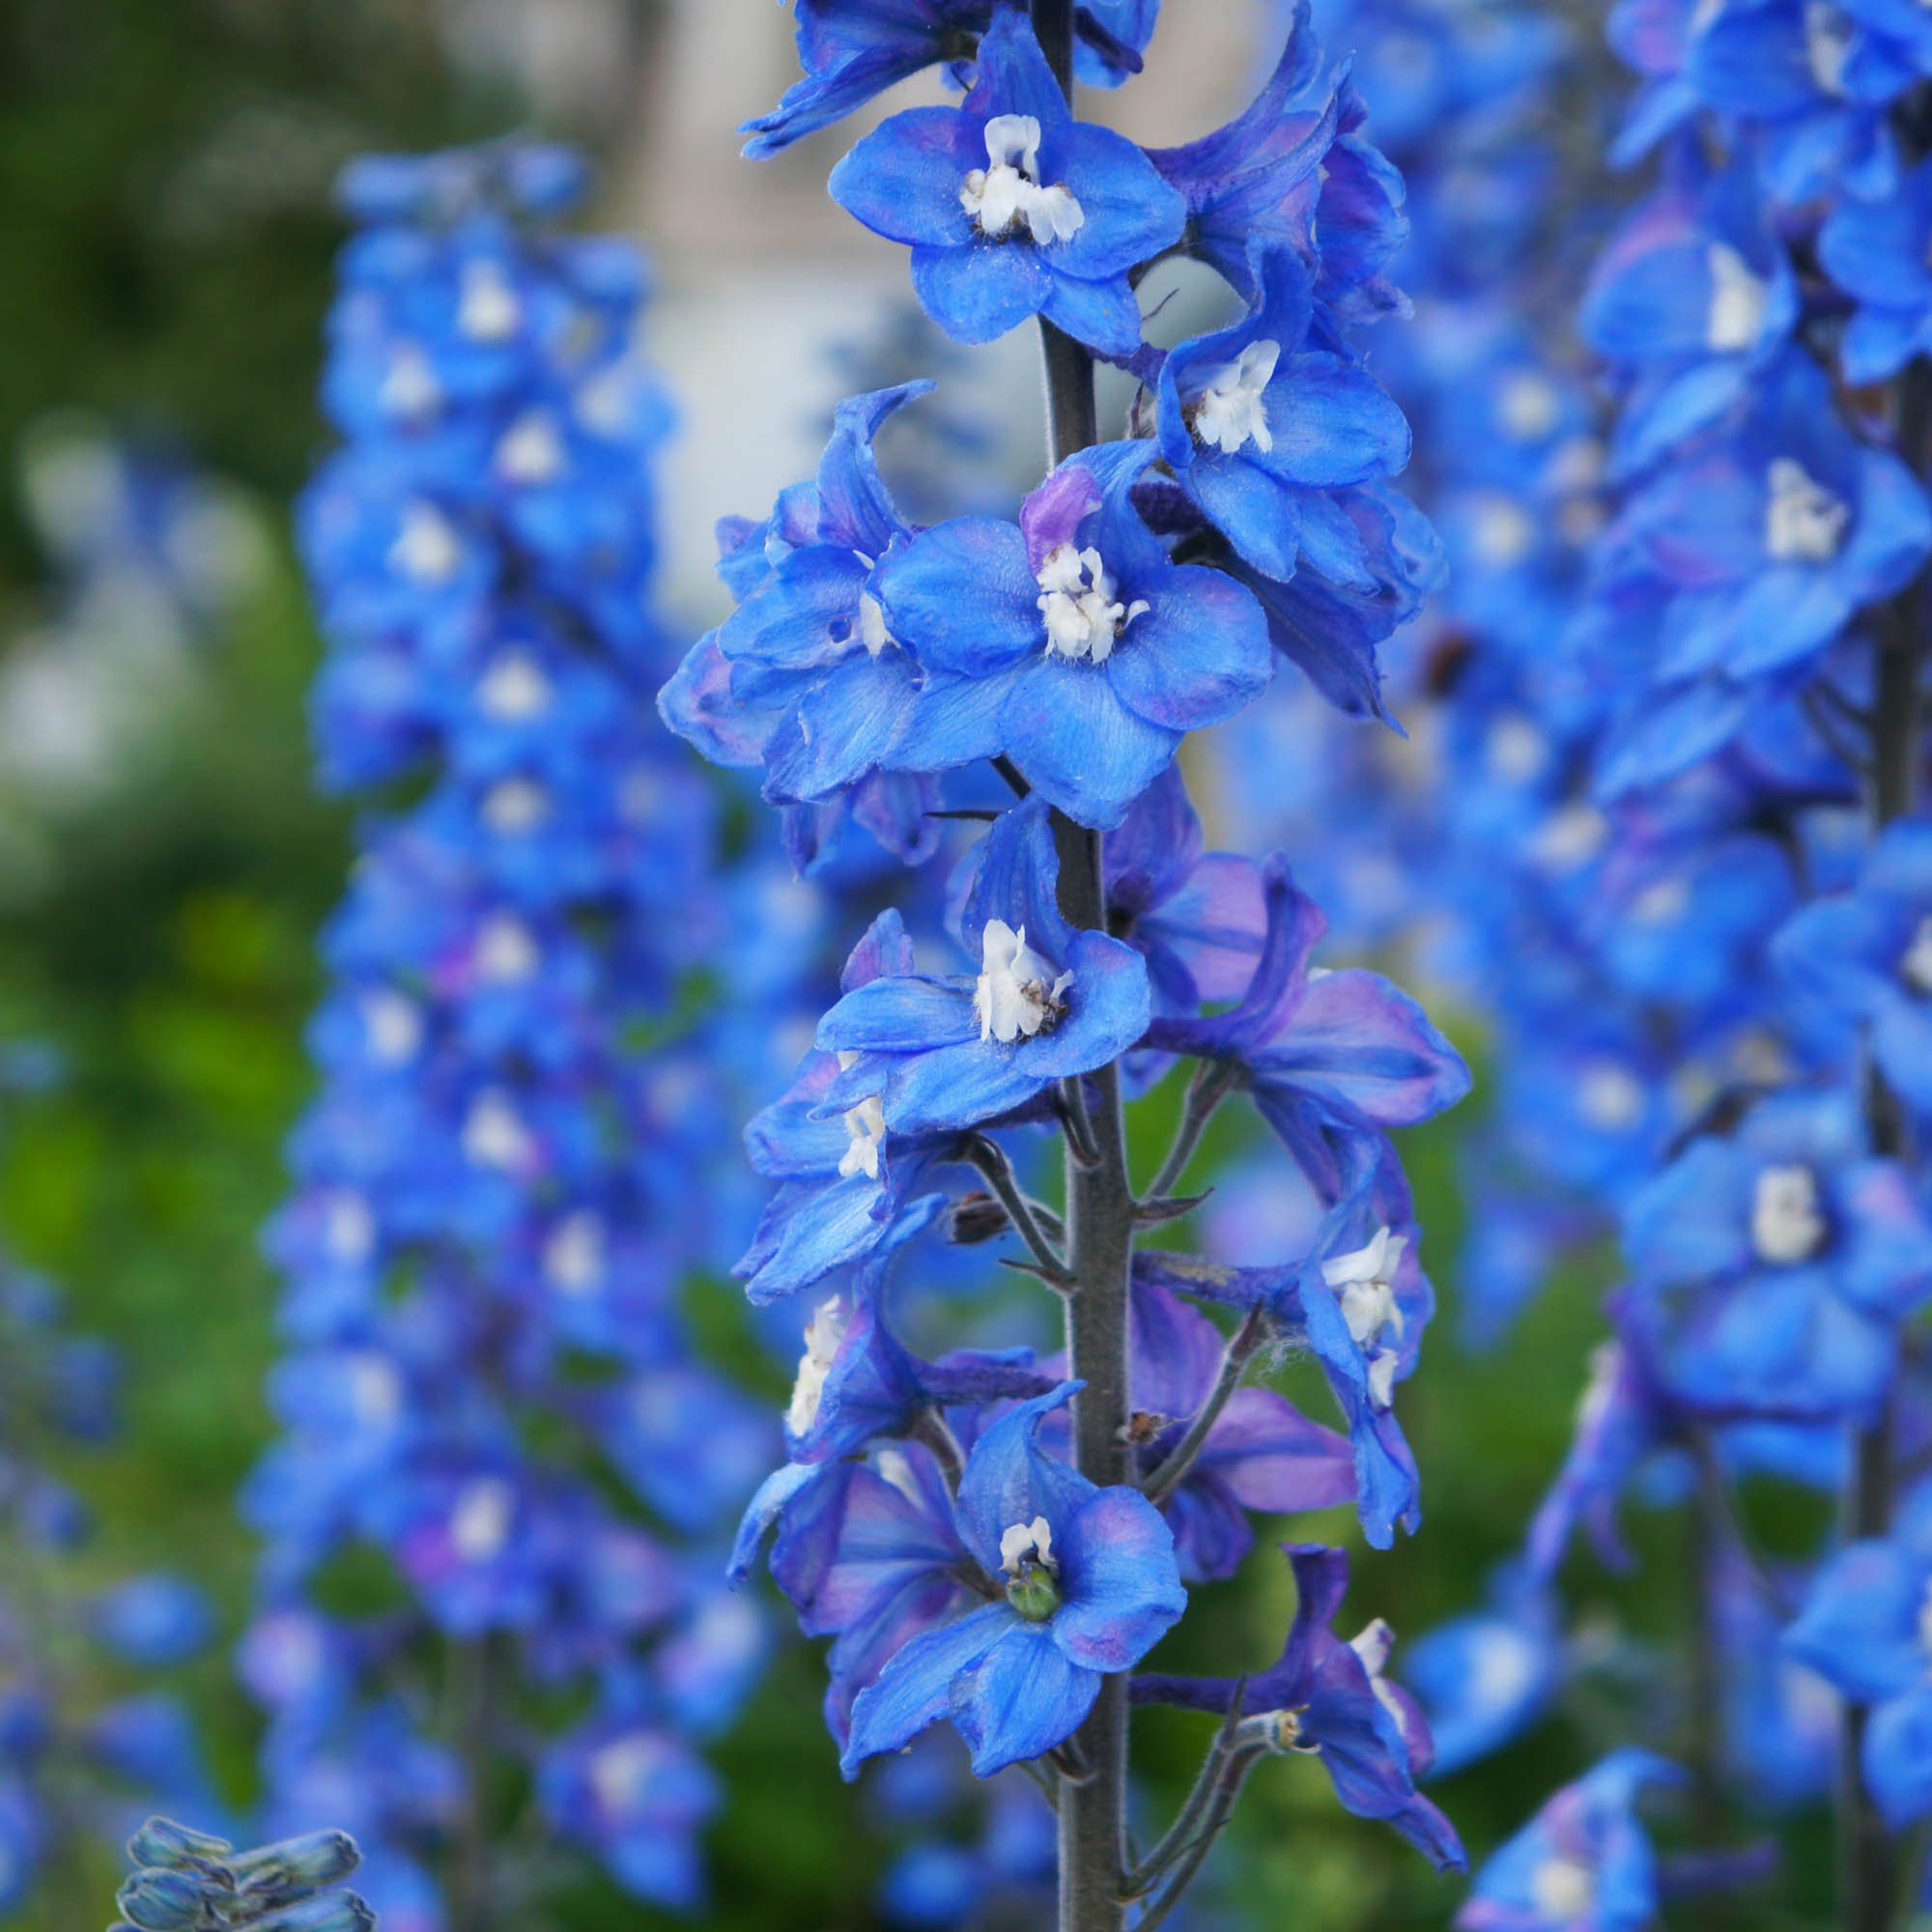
xmin=0 ymin=2 xmax=1836 ymax=1927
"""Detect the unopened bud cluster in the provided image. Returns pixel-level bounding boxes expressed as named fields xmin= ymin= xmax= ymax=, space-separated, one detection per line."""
xmin=110 ymin=1818 xmax=374 ymax=1932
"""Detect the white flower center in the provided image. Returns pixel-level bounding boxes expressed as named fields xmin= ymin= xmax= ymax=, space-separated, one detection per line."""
xmin=1706 ymin=242 xmax=1768 ymax=353
xmin=839 ymin=1094 xmax=887 ymax=1179
xmin=1901 ymin=915 xmax=1932 ymax=993
xmin=349 ymin=1353 xmax=402 ymax=1425
xmin=787 ymin=1294 xmax=850 ymax=1436
xmin=362 ymin=988 xmax=423 ymax=1065
xmin=479 ymin=652 xmax=553 ymax=722
xmin=497 ymin=412 xmax=565 ymax=485
xmin=858 ymin=589 xmax=895 ymax=659
xmin=960 ymin=114 xmax=1085 ymax=246
xmin=1486 ymin=716 xmax=1548 ymax=782
xmin=391 ymin=501 xmax=462 ymax=584
xmin=1577 ymin=1062 xmax=1644 ymax=1131
xmin=974 ymin=920 xmax=1073 ymax=1044
xmin=1036 ymin=543 xmax=1149 ymax=665
xmin=483 ymin=778 xmax=550 ymax=834
xmin=1530 ymin=1855 xmax=1597 ymax=1920
xmin=449 ymin=1477 xmax=515 ymax=1560
xmin=1752 ymin=1163 xmax=1827 ymax=1264
xmin=589 ymin=1734 xmax=668 ymax=1815
xmin=1499 ymin=372 xmax=1560 ymax=440
xmin=474 ymin=914 xmax=539 ymax=984
xmin=463 ymin=1090 xmax=531 ymax=1171
xmin=1805 ymin=0 xmax=1854 ymax=94
xmin=458 ymin=259 xmax=522 ymax=342
xmin=1765 ymin=457 xmax=1849 ymax=564
xmin=381 ymin=346 xmax=440 ymax=419
xmin=325 ymin=1192 xmax=375 ymax=1264
xmin=1349 ymin=1618 xmax=1410 ymax=1736
xmin=1321 ymin=1227 xmax=1409 ymax=1350
xmin=1190 ymin=339 xmax=1280 ymax=456
xmin=1471 ymin=496 xmax=1535 ymax=567
xmin=544 ymin=1211 xmax=605 ymax=1295
xmin=999 ymin=1515 xmax=1056 ymax=1575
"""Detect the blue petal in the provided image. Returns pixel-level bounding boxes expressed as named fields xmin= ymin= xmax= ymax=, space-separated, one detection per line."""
xmin=952 ymin=1621 xmax=1100 ymax=1774
xmin=954 ymin=1380 xmax=1094 ymax=1576
xmin=1052 ymin=1486 xmax=1185 ymax=1669
xmin=840 ymin=1603 xmax=1015 ymax=1777
xmin=829 ymin=109 xmax=980 ymax=247
xmin=874 ymin=518 xmax=1040 ymax=676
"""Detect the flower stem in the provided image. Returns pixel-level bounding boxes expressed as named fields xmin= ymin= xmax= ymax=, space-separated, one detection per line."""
xmin=1840 ymin=354 xmax=1929 ymax=1932
xmin=1143 ymin=1306 xmax=1265 ymax=1509
xmin=1030 ymin=11 xmax=1135 ymax=1929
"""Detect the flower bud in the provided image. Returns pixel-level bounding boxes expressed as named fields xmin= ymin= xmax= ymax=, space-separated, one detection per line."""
xmin=252 ymin=1891 xmax=379 ymax=1932
xmin=1005 ymin=1561 xmax=1062 ymax=1622
xmin=230 ymin=1831 xmax=361 ymax=1908
xmin=115 ymin=1868 xmax=210 ymax=1931
xmin=948 ymin=1191 xmax=1010 ymax=1245
xmin=125 ymin=1819 xmax=234 ymax=1875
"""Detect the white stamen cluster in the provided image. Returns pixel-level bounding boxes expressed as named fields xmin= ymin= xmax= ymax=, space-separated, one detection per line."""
xmin=1900 ymin=915 xmax=1932 ymax=993
xmin=787 ymin=1295 xmax=851 ymax=1437
xmin=1190 ymin=340 xmax=1281 ymax=455
xmin=1529 ymin=1856 xmax=1598 ymax=1920
xmin=449 ymin=1476 xmax=515 ymax=1560
xmin=1705 ymin=242 xmax=1769 ymax=353
xmin=1036 ymin=542 xmax=1149 ymax=665
xmin=1321 ymin=1227 xmax=1408 ymax=1409
xmin=960 ymin=115 xmax=1085 ymax=245
xmin=999 ymin=1515 xmax=1056 ymax=1575
xmin=1764 ymin=456 xmax=1850 ymax=564
xmin=457 ymin=259 xmax=521 ymax=342
xmin=974 ymin=920 xmax=1072 ymax=1044
xmin=1750 ymin=1163 xmax=1827 ymax=1264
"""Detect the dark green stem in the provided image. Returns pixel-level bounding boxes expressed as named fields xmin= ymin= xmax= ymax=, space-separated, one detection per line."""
xmin=1029 ymin=8 xmax=1134 ymax=1929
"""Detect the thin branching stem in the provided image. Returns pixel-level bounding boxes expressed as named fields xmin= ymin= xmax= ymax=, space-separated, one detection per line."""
xmin=1142 ymin=1308 xmax=1266 ymax=1509
xmin=1145 ymin=1062 xmax=1236 ymax=1202
xmin=1127 ymin=1683 xmax=1251 ymax=1895
xmin=962 ymin=1135 xmax=1074 ymax=1285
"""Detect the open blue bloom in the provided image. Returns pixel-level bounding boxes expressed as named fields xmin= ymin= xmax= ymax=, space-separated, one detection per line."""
xmin=1786 ymin=1528 xmax=1932 ymax=1825
xmin=1820 ymin=156 xmax=1932 ymax=381
xmin=815 ymin=800 xmax=1151 ymax=1134
xmin=1776 ymin=817 xmax=1932 ymax=1117
xmin=1402 ymin=1565 xmax=1563 ymax=1776
xmin=843 ymin=1383 xmax=1184 ymax=1777
xmin=1580 ymin=158 xmax=1798 ymax=475
xmin=1134 ymin=1544 xmax=1463 ymax=1870
xmin=1148 ymin=5 xmax=1407 ymax=319
xmin=1156 ymin=245 xmax=1412 ymax=584
xmin=659 ymin=385 xmax=940 ymax=868
xmin=879 ymin=441 xmax=1272 ymax=825
xmin=827 ymin=10 xmax=1184 ymax=355
xmin=1622 ymin=1088 xmax=1932 ymax=1422
xmin=1457 ymin=1749 xmax=1683 ymax=1931
xmin=742 ymin=1 xmax=1159 ymax=157
xmin=1147 ymin=858 xmax=1471 ymax=1192
xmin=1710 ymin=1544 xmax=1836 ymax=1811
xmin=738 ymin=910 xmax=957 ymax=1303
xmin=538 ymin=1706 xmax=720 ymax=1910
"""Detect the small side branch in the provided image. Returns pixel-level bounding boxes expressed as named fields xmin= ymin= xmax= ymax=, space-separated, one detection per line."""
xmin=1142 ymin=1306 xmax=1265 ymax=1509
xmin=1129 ymin=1744 xmax=1266 ymax=1932
xmin=1145 ymin=1063 xmax=1236 ymax=1203
xmin=1127 ymin=1683 xmax=1249 ymax=1896
xmin=963 ymin=1136 xmax=1073 ymax=1286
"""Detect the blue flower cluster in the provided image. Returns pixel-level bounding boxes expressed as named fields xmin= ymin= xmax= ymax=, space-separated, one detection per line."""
xmin=667 ymin=2 xmax=1475 ymax=1918
xmin=1269 ymin=0 xmax=1932 ymax=1909
xmin=255 ymin=142 xmax=776 ymax=1923
xmin=0 ymin=1260 xmax=223 ymax=1917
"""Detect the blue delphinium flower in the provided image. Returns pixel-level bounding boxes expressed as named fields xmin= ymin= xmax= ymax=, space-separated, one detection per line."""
xmin=1155 ymin=244 xmax=1412 ymax=585
xmin=1776 ymin=816 xmax=1932 ymax=1116
xmin=742 ymin=1 xmax=1161 ymax=158
xmin=877 ymin=444 xmax=1273 ymax=826
xmin=816 ymin=799 xmax=1151 ymax=1130
xmin=1456 ymin=1750 xmax=1682 ymax=1931
xmin=1134 ymin=1544 xmax=1464 ymax=1870
xmin=1786 ymin=1521 xmax=1932 ymax=1825
xmin=263 ymin=140 xmax=775 ymax=1918
xmin=828 ymin=10 xmax=1184 ymax=355
xmin=843 ymin=1384 xmax=1184 ymax=1776
xmin=1819 ymin=157 xmax=1932 ymax=380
